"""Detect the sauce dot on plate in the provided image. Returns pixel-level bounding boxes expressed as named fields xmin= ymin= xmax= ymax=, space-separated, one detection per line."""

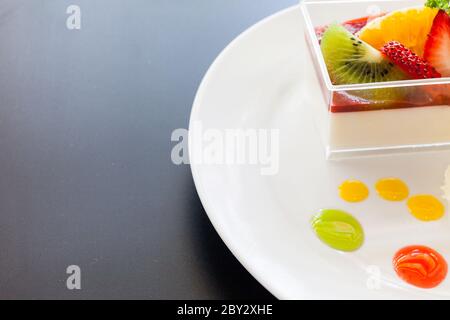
xmin=393 ymin=245 xmax=448 ymax=289
xmin=375 ymin=178 xmax=409 ymax=201
xmin=311 ymin=209 xmax=364 ymax=252
xmin=407 ymin=195 xmax=445 ymax=221
xmin=339 ymin=180 xmax=369 ymax=202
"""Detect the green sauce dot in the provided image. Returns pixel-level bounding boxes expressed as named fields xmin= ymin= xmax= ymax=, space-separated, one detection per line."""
xmin=311 ymin=209 xmax=364 ymax=252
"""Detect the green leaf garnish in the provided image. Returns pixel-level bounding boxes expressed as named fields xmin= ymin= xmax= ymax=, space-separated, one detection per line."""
xmin=425 ymin=0 xmax=450 ymax=14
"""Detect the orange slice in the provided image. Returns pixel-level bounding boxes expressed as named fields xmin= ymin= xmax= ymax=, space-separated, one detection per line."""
xmin=358 ymin=6 xmax=439 ymax=57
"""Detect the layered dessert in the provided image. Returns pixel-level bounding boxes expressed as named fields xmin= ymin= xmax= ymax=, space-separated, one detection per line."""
xmin=302 ymin=0 xmax=450 ymax=158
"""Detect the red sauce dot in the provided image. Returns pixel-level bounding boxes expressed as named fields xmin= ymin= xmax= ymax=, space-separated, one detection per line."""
xmin=393 ymin=245 xmax=447 ymax=289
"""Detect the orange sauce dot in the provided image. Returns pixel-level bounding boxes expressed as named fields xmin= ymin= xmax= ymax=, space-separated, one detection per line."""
xmin=339 ymin=180 xmax=369 ymax=203
xmin=393 ymin=245 xmax=448 ymax=289
xmin=375 ymin=178 xmax=409 ymax=201
xmin=407 ymin=195 xmax=445 ymax=221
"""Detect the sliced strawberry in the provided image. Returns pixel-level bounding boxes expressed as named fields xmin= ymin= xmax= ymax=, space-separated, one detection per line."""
xmin=315 ymin=25 xmax=327 ymax=41
xmin=315 ymin=13 xmax=385 ymax=43
xmin=381 ymin=41 xmax=441 ymax=79
xmin=343 ymin=16 xmax=376 ymax=34
xmin=424 ymin=10 xmax=450 ymax=77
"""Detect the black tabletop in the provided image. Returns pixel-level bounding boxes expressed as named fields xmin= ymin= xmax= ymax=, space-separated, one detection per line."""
xmin=0 ymin=0 xmax=297 ymax=299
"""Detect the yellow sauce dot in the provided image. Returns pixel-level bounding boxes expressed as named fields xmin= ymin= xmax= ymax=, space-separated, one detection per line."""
xmin=339 ymin=180 xmax=369 ymax=203
xmin=407 ymin=195 xmax=445 ymax=221
xmin=375 ymin=178 xmax=409 ymax=201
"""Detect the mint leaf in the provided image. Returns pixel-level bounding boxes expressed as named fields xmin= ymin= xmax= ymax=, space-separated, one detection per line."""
xmin=425 ymin=0 xmax=450 ymax=14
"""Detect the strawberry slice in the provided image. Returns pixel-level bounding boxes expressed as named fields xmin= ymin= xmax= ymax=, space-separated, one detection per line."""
xmin=342 ymin=16 xmax=376 ymax=34
xmin=381 ymin=41 xmax=441 ymax=79
xmin=424 ymin=10 xmax=450 ymax=77
xmin=315 ymin=13 xmax=385 ymax=43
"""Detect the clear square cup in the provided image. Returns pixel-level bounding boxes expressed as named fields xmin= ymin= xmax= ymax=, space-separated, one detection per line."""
xmin=301 ymin=0 xmax=450 ymax=159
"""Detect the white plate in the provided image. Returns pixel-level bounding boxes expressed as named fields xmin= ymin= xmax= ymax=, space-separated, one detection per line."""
xmin=189 ymin=5 xmax=450 ymax=299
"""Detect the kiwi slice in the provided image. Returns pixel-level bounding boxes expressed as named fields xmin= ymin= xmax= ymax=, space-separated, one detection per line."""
xmin=321 ymin=24 xmax=407 ymax=84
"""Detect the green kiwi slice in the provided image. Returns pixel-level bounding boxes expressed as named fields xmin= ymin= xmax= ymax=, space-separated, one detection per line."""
xmin=320 ymin=24 xmax=407 ymax=84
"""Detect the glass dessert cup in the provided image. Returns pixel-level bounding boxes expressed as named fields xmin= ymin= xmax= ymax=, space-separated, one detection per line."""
xmin=301 ymin=0 xmax=450 ymax=159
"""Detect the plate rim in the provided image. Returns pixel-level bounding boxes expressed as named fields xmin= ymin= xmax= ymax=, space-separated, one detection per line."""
xmin=188 ymin=5 xmax=302 ymax=300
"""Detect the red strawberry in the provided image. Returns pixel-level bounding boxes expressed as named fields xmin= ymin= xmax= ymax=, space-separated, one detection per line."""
xmin=343 ymin=15 xmax=380 ymax=34
xmin=381 ymin=41 xmax=441 ymax=79
xmin=315 ymin=13 xmax=385 ymax=43
xmin=424 ymin=10 xmax=450 ymax=77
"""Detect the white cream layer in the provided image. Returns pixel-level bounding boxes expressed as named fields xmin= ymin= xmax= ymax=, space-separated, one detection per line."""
xmin=329 ymin=106 xmax=450 ymax=152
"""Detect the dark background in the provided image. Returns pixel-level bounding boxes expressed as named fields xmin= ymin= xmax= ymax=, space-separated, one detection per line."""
xmin=0 ymin=0 xmax=296 ymax=299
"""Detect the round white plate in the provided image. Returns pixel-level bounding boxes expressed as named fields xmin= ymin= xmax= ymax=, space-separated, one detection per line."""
xmin=189 ymin=5 xmax=450 ymax=299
